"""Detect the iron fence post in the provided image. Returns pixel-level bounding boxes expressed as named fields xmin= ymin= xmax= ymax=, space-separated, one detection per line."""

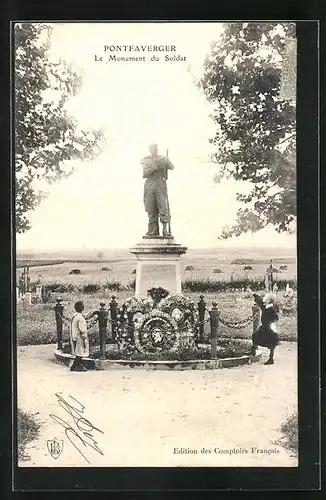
xmin=109 ymin=295 xmax=118 ymax=342
xmin=54 ymin=297 xmax=64 ymax=350
xmin=209 ymin=301 xmax=219 ymax=359
xmin=98 ymin=301 xmax=108 ymax=358
xmin=198 ymin=294 xmax=206 ymax=344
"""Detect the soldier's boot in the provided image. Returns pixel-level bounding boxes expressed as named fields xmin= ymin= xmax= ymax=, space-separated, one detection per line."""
xmin=146 ymin=222 xmax=159 ymax=236
xmin=162 ymin=223 xmax=171 ymax=237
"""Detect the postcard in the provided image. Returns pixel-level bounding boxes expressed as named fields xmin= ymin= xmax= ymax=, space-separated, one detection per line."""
xmin=14 ymin=21 xmax=301 ymax=473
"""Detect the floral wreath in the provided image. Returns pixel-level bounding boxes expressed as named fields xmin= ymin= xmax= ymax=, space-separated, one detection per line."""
xmin=134 ymin=310 xmax=179 ymax=353
xmin=121 ymin=295 xmax=154 ymax=315
xmin=115 ymin=295 xmax=154 ymax=352
xmin=157 ymin=294 xmax=198 ymax=327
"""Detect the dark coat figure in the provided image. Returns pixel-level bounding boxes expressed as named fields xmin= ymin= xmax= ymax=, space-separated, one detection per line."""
xmin=141 ymin=143 xmax=174 ymax=237
xmin=250 ymin=292 xmax=280 ymax=365
xmin=252 ymin=294 xmax=280 ymax=348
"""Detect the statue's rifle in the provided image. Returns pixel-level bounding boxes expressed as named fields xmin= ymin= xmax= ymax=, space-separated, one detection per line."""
xmin=165 ymin=148 xmax=171 ymax=235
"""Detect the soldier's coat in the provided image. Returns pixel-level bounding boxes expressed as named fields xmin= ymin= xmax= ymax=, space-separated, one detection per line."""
xmin=141 ymin=154 xmax=174 ymax=225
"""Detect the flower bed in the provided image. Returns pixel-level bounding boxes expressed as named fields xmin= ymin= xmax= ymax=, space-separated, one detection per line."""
xmin=54 ymin=341 xmax=261 ymax=371
xmin=89 ymin=339 xmax=251 ymax=361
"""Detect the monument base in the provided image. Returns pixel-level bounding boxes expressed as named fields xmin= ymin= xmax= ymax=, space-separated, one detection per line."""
xmin=130 ymin=236 xmax=187 ymax=296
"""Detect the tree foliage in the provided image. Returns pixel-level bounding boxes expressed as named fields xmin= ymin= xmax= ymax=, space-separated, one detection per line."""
xmin=15 ymin=23 xmax=105 ymax=233
xmin=199 ymin=22 xmax=296 ymax=238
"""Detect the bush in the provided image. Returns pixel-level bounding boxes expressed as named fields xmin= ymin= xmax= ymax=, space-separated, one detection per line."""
xmin=185 ymin=265 xmax=195 ymax=271
xmin=101 ymin=267 xmax=112 ymax=272
xmin=17 ymin=408 xmax=41 ymax=461
xmin=41 ymin=288 xmax=55 ymax=303
xmin=183 ymin=276 xmax=297 ymax=293
xmin=213 ymin=268 xmax=223 ymax=273
xmin=273 ymin=278 xmax=297 ymax=289
xmin=28 ymin=281 xmax=37 ymax=293
xmin=231 ymin=258 xmax=254 ymax=265
xmin=132 ymin=269 xmax=136 ymax=274
xmin=102 ymin=278 xmax=123 ymax=292
xmin=126 ymin=279 xmax=136 ymax=291
xmin=243 ymin=265 xmax=253 ymax=270
xmin=183 ymin=277 xmax=265 ymax=293
xmin=147 ymin=286 xmax=169 ymax=305
xmin=43 ymin=282 xmax=75 ymax=294
xmin=279 ymin=412 xmax=298 ymax=456
xmin=280 ymin=265 xmax=288 ymax=270
xmin=79 ymin=283 xmax=101 ymax=294
xmin=69 ymin=268 xmax=81 ymax=275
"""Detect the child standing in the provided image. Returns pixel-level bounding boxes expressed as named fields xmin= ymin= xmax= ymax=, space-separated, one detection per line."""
xmin=70 ymin=301 xmax=89 ymax=372
xmin=248 ymin=288 xmax=280 ymax=365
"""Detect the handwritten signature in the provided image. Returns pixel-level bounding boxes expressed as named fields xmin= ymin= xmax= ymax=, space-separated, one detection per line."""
xmin=49 ymin=393 xmax=104 ymax=464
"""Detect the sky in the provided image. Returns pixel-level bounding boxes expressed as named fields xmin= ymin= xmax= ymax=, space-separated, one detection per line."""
xmin=16 ymin=22 xmax=296 ymax=252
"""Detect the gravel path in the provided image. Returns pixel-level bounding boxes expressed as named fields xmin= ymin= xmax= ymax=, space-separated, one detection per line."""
xmin=17 ymin=343 xmax=297 ymax=467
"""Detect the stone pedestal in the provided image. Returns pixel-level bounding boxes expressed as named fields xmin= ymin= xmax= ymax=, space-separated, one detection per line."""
xmin=130 ymin=236 xmax=187 ymax=296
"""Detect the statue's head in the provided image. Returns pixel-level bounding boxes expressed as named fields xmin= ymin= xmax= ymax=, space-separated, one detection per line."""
xmin=148 ymin=143 xmax=158 ymax=155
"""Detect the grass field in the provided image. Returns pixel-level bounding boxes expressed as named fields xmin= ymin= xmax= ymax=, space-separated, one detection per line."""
xmin=17 ymin=247 xmax=296 ymax=287
xmin=16 ymin=247 xmax=297 ymax=347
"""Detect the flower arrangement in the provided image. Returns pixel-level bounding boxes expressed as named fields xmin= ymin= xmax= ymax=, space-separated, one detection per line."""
xmin=115 ymin=295 xmax=154 ymax=351
xmin=158 ymin=293 xmax=196 ymax=311
xmin=158 ymin=294 xmax=196 ymax=325
xmin=147 ymin=287 xmax=170 ymax=306
xmin=134 ymin=310 xmax=179 ymax=353
xmin=158 ymin=294 xmax=200 ymax=346
xmin=122 ymin=295 xmax=154 ymax=315
xmin=115 ymin=308 xmax=136 ymax=352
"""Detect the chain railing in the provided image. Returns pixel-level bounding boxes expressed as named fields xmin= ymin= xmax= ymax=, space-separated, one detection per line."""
xmin=54 ymin=293 xmax=263 ymax=358
xmin=218 ymin=312 xmax=259 ymax=330
xmin=61 ymin=314 xmax=99 ymax=330
xmin=195 ymin=317 xmax=211 ymax=328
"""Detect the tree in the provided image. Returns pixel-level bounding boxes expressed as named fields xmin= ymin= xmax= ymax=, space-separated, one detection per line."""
xmin=199 ymin=22 xmax=296 ymax=238
xmin=15 ymin=23 xmax=105 ymax=233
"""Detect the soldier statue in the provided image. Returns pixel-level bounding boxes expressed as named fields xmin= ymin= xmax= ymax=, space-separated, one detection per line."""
xmin=141 ymin=143 xmax=174 ymax=237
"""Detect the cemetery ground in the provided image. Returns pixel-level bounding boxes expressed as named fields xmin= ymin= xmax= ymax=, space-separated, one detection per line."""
xmin=16 ymin=248 xmax=297 ymax=467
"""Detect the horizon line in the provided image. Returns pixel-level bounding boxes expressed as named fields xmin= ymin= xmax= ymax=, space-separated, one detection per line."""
xmin=16 ymin=245 xmax=297 ymax=253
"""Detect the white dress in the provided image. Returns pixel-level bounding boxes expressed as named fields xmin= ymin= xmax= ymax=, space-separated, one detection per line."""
xmin=70 ymin=312 xmax=89 ymax=357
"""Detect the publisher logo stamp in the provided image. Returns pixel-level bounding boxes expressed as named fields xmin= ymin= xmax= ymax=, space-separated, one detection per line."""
xmin=47 ymin=438 xmax=63 ymax=459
